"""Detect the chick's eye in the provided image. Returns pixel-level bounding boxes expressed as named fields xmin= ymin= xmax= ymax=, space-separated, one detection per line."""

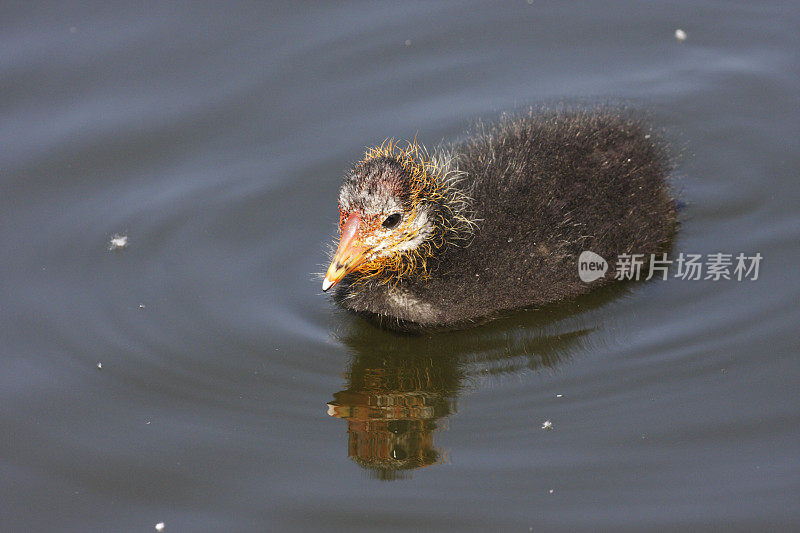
xmin=382 ymin=213 xmax=402 ymax=229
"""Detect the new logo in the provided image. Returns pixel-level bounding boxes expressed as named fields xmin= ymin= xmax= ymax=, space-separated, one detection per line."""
xmin=578 ymin=251 xmax=608 ymax=282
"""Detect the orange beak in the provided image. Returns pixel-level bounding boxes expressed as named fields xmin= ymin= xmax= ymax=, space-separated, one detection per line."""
xmin=322 ymin=213 xmax=370 ymax=291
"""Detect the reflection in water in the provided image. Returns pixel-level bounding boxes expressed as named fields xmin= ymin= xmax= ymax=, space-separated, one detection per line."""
xmin=328 ymin=285 xmax=626 ymax=479
xmin=327 ymin=351 xmax=460 ymax=479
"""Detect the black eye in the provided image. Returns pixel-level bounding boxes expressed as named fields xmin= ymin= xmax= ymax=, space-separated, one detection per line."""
xmin=382 ymin=213 xmax=402 ymax=229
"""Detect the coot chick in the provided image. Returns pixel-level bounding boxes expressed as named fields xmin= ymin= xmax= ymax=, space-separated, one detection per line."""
xmin=322 ymin=109 xmax=678 ymax=331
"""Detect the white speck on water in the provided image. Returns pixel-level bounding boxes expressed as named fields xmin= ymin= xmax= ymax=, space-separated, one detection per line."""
xmin=548 ymin=489 xmax=554 ymax=494
xmin=541 ymin=420 xmax=553 ymax=430
xmin=108 ymin=234 xmax=129 ymax=251
xmin=404 ymin=39 xmax=411 ymax=46
xmin=674 ymin=28 xmax=687 ymax=41
xmin=155 ymin=522 xmax=165 ymax=532
xmin=138 ymin=303 xmax=146 ymax=309
xmin=96 ymin=362 xmax=102 ymax=369
xmin=556 ymin=394 xmax=563 ymax=398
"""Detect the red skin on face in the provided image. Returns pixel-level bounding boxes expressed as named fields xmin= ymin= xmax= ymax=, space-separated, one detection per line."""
xmin=338 ymin=206 xmax=381 ymax=242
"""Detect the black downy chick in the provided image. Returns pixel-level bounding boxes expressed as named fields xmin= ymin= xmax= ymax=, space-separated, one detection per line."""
xmin=322 ymin=109 xmax=678 ymax=331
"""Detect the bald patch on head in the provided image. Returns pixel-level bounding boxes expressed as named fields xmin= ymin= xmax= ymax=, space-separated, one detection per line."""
xmin=339 ymin=157 xmax=412 ymax=215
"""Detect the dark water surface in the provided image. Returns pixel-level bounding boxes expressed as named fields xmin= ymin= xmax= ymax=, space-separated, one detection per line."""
xmin=2 ymin=2 xmax=799 ymax=531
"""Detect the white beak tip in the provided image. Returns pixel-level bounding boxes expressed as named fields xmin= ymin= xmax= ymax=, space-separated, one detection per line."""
xmin=322 ymin=278 xmax=334 ymax=292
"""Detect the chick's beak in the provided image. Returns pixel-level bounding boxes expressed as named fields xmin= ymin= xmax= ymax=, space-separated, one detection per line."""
xmin=323 ymin=213 xmax=369 ymax=291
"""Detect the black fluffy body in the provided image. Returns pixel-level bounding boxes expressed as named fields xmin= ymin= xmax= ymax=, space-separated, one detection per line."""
xmin=333 ymin=109 xmax=678 ymax=331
